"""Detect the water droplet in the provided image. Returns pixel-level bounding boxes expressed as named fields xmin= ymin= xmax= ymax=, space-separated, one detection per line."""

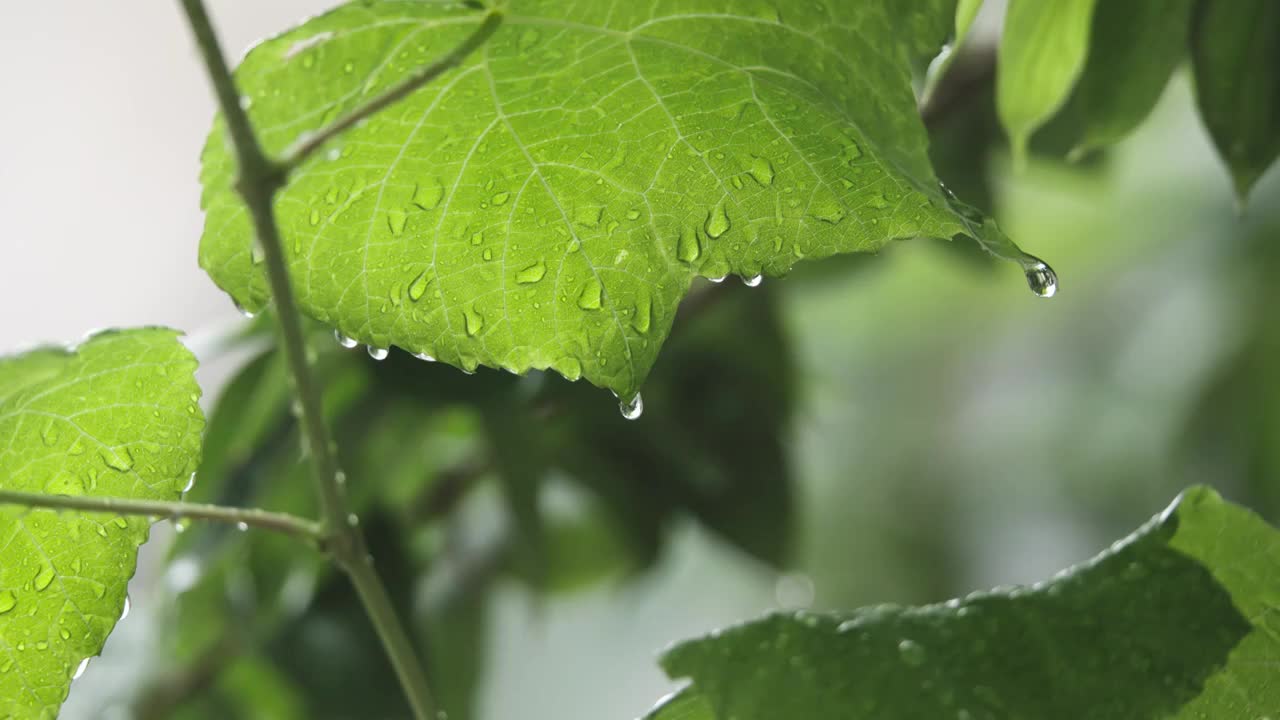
xmin=632 ymin=294 xmax=652 ymax=334
xmin=33 ymin=564 xmax=55 ymax=591
xmin=560 ymin=357 xmax=583 ymax=381
xmin=101 ymin=448 xmax=133 ymax=473
xmin=232 ymin=300 xmax=257 ymax=319
xmin=619 ymin=393 xmax=644 ymax=420
xmin=574 ymin=206 xmax=603 ymax=227
xmin=707 ymin=275 xmax=726 ymax=284
xmin=677 ymin=227 xmax=701 ymax=263
xmin=119 ymin=597 xmax=131 ymax=621
xmin=0 ymin=591 xmax=16 ymax=615
xmin=72 ymin=658 xmax=89 ymax=680
xmin=41 ymin=423 xmax=59 ymax=446
xmin=482 ymin=248 xmax=494 ymax=261
xmin=367 ymin=346 xmax=389 ymax=361
xmin=471 ymin=231 xmax=484 ymax=245
xmin=491 ymin=191 xmax=510 ymax=205
xmin=387 ymin=209 xmax=408 ymax=236
xmin=748 ymin=155 xmax=775 ymax=186
xmin=705 ymin=200 xmax=732 ymax=239
xmin=407 ymin=269 xmax=434 ymax=302
xmin=334 ymin=330 xmax=359 ymax=349
xmin=251 ymin=244 xmax=265 ymax=265
xmin=464 ymin=306 xmax=485 ymax=336
xmin=898 ymin=639 xmax=926 ymax=667
xmin=1020 ymin=257 xmax=1058 ymax=298
xmin=308 ymin=208 xmax=321 ymax=226
xmin=113 ymin=517 xmax=128 ymax=529
xmin=412 ymin=179 xmax=444 ymax=210
xmin=743 ymin=274 xmax=763 ymax=287
xmin=517 ymin=261 xmax=547 ymax=284
xmin=626 ymin=208 xmax=642 ymax=221
xmin=578 ymin=279 xmax=603 ymax=310
xmin=236 ymin=522 xmax=249 ymax=532
xmin=346 ymin=513 xmax=360 ymax=527
xmin=182 ymin=472 xmax=196 ymax=494
xmin=413 ymin=352 xmax=436 ymax=362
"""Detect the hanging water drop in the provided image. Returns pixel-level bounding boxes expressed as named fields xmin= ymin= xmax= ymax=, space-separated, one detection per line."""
xmin=367 ymin=346 xmax=389 ymax=361
xmin=72 ymin=658 xmax=90 ymax=681
xmin=1020 ymin=256 xmax=1058 ymax=298
xmin=707 ymin=275 xmax=726 ymax=284
xmin=619 ymin=393 xmax=644 ymax=421
xmin=334 ymin=330 xmax=358 ymax=349
xmin=181 ymin=472 xmax=196 ymax=494
xmin=413 ymin=352 xmax=436 ymax=362
xmin=232 ymin=300 xmax=257 ymax=319
xmin=119 ymin=597 xmax=131 ymax=621
xmin=743 ymin=274 xmax=763 ymax=287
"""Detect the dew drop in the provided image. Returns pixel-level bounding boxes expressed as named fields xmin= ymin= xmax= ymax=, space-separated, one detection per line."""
xmin=412 ymin=179 xmax=444 ymax=210
xmin=334 ymin=330 xmax=359 ymax=349
xmin=464 ymin=306 xmax=485 ymax=336
xmin=482 ymin=248 xmax=494 ymax=261
xmin=898 ymin=639 xmax=926 ymax=667
xmin=72 ymin=657 xmax=90 ymax=681
xmin=367 ymin=346 xmax=389 ymax=361
xmin=743 ymin=274 xmax=763 ymax=287
xmin=632 ymin=294 xmax=652 ymax=334
xmin=387 ymin=209 xmax=408 ymax=236
xmin=491 ymin=191 xmax=511 ymax=206
xmin=705 ymin=200 xmax=732 ymax=239
xmin=619 ymin=393 xmax=644 ymax=421
xmin=748 ymin=155 xmax=775 ymax=186
xmin=308 ymin=208 xmax=321 ymax=226
xmin=577 ymin=279 xmax=603 ymax=310
xmin=101 ymin=448 xmax=133 ymax=473
xmin=677 ymin=227 xmax=701 ymax=263
xmin=1020 ymin=257 xmax=1058 ymax=298
xmin=574 ymin=206 xmax=603 ymax=228
xmin=0 ymin=590 xmax=16 ymax=615
xmin=33 ymin=564 xmax=56 ymax=592
xmin=517 ymin=260 xmax=547 ymax=284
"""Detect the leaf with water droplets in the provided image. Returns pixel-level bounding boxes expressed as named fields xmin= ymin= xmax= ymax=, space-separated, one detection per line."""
xmin=648 ymin=487 xmax=1280 ymax=719
xmin=200 ymin=0 xmax=1043 ymax=399
xmin=0 ymin=329 xmax=204 ymax=717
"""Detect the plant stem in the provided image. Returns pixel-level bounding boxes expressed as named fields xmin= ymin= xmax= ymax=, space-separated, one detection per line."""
xmin=280 ymin=10 xmax=504 ymax=172
xmin=178 ymin=2 xmax=437 ymax=717
xmin=0 ymin=490 xmax=321 ymax=542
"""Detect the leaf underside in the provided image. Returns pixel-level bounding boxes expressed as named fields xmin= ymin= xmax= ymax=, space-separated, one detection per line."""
xmin=199 ymin=0 xmax=1034 ymax=397
xmin=0 ymin=329 xmax=204 ymax=718
xmin=648 ymin=486 xmax=1280 ymax=720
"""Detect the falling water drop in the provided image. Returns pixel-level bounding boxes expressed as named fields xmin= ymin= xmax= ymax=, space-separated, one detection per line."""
xmin=743 ymin=274 xmax=763 ymax=287
xmin=1020 ymin=256 xmax=1058 ymax=298
xmin=334 ymin=330 xmax=358 ymax=349
xmin=367 ymin=346 xmax=389 ymax=361
xmin=619 ymin=393 xmax=644 ymax=421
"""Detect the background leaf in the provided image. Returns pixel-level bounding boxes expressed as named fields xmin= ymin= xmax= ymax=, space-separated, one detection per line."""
xmin=651 ymin=487 xmax=1279 ymax=720
xmin=1191 ymin=0 xmax=1280 ymax=202
xmin=0 ymin=329 xmax=204 ymax=718
xmin=200 ymin=0 xmax=1039 ymax=399
xmin=996 ymin=0 xmax=1098 ymax=164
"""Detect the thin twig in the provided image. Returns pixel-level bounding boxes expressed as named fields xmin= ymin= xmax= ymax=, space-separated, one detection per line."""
xmin=280 ymin=11 xmax=505 ymax=172
xmin=176 ymin=2 xmax=470 ymax=717
xmin=0 ymin=490 xmax=322 ymax=543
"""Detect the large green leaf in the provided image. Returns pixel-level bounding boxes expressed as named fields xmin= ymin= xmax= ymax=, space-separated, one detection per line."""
xmin=1058 ymin=0 xmax=1191 ymax=157
xmin=199 ymin=0 xmax=1046 ymax=399
xmin=996 ymin=0 xmax=1098 ymax=164
xmin=647 ymin=486 xmax=1280 ymax=719
xmin=1191 ymin=0 xmax=1280 ymax=203
xmin=0 ymin=329 xmax=204 ymax=718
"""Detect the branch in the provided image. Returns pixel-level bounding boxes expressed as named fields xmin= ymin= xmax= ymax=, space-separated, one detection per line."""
xmin=177 ymin=2 xmax=475 ymax=717
xmin=0 ymin=490 xmax=321 ymax=543
xmin=280 ymin=11 xmax=505 ymax=172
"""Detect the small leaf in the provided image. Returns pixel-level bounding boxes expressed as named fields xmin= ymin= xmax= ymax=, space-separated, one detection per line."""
xmin=997 ymin=0 xmax=1099 ymax=165
xmin=0 ymin=329 xmax=204 ymax=718
xmin=1059 ymin=0 xmax=1192 ymax=157
xmin=200 ymin=0 xmax=1041 ymax=399
xmin=651 ymin=486 xmax=1280 ymax=719
xmin=1191 ymin=0 xmax=1280 ymax=203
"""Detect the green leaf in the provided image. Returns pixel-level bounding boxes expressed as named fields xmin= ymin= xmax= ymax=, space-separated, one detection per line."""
xmin=199 ymin=0 xmax=1042 ymax=398
xmin=649 ymin=486 xmax=1280 ymax=719
xmin=1057 ymin=0 xmax=1191 ymax=157
xmin=1191 ymin=0 xmax=1280 ymax=203
xmin=997 ymin=0 xmax=1099 ymax=165
xmin=0 ymin=329 xmax=204 ymax=718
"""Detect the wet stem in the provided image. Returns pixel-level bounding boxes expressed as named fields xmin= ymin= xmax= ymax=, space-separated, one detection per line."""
xmin=177 ymin=2 xmax=502 ymax=718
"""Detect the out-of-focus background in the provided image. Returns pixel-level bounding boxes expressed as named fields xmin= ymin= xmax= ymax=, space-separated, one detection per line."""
xmin=2 ymin=2 xmax=1278 ymax=719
